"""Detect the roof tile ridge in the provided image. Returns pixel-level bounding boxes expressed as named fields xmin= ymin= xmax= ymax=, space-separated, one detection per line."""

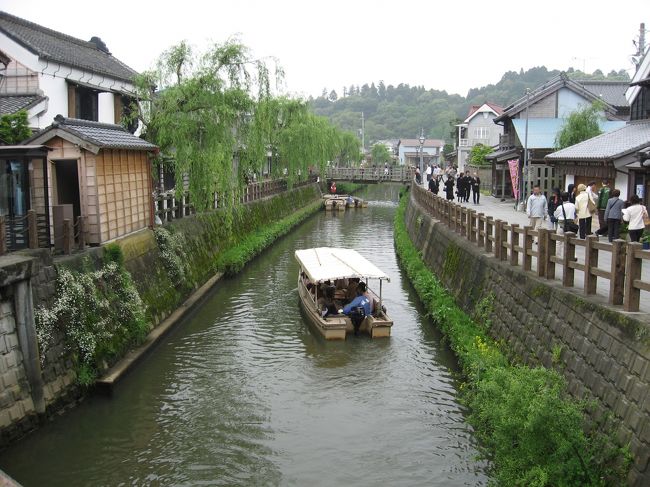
xmin=54 ymin=115 xmax=128 ymax=132
xmin=0 ymin=11 xmax=98 ymax=51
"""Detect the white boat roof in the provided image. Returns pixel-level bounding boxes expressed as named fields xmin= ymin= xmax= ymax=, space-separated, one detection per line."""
xmin=295 ymin=247 xmax=390 ymax=283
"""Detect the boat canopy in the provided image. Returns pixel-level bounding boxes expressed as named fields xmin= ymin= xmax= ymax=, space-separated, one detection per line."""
xmin=295 ymin=247 xmax=390 ymax=284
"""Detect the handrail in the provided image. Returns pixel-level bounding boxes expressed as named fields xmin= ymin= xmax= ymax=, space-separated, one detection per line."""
xmin=411 ymin=182 xmax=649 ymax=312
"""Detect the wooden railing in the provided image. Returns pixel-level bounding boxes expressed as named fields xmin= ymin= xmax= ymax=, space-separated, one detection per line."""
xmin=412 ymin=183 xmax=650 ymax=312
xmin=154 ymin=176 xmax=319 ymax=223
xmin=1 ymin=210 xmax=55 ymax=256
xmin=326 ymin=166 xmax=414 ymax=183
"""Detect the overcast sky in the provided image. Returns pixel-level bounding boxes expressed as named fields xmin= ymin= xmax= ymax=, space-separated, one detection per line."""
xmin=4 ymin=0 xmax=648 ymax=99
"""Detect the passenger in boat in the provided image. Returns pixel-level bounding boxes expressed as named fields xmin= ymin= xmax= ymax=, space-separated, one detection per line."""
xmin=320 ymin=286 xmax=338 ymax=318
xmin=345 ymin=278 xmax=360 ymax=302
xmin=346 ymin=195 xmax=354 ymax=206
xmin=342 ymin=282 xmax=372 ymax=336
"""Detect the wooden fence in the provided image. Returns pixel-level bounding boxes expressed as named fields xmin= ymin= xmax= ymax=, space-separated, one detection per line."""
xmin=1 ymin=211 xmax=82 ymax=257
xmin=412 ymin=183 xmax=650 ymax=312
xmin=153 ymin=176 xmax=319 ymax=223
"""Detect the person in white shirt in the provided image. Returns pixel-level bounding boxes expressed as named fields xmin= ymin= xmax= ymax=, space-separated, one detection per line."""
xmin=574 ymin=184 xmax=596 ymax=239
xmin=526 ymin=186 xmax=548 ymax=230
xmin=622 ymin=194 xmax=649 ymax=242
xmin=425 ymin=164 xmax=432 ymax=183
xmin=553 ymin=192 xmax=577 ymax=258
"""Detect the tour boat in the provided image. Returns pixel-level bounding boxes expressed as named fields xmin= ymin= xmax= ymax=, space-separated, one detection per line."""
xmin=295 ymin=247 xmax=393 ymax=339
xmin=322 ymin=194 xmax=367 ymax=211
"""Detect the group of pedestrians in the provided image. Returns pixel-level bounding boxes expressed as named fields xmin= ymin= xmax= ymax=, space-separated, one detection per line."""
xmin=526 ymin=180 xmax=649 ymax=245
xmin=423 ymin=164 xmax=482 ymax=205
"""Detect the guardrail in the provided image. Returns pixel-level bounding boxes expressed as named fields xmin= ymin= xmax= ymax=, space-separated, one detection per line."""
xmin=326 ymin=166 xmax=414 ymax=183
xmin=412 ymin=182 xmax=650 ymax=312
xmin=0 ymin=210 xmax=53 ymax=256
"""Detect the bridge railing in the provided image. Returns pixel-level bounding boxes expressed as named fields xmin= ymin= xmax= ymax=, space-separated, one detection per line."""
xmin=412 ymin=183 xmax=650 ymax=312
xmin=326 ymin=166 xmax=414 ymax=182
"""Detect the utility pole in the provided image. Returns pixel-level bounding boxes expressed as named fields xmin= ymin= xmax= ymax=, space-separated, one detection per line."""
xmin=361 ymin=112 xmax=365 ymax=153
xmin=522 ymin=88 xmax=531 ymax=211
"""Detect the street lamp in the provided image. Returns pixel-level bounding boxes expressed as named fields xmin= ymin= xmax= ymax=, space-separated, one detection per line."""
xmin=418 ymin=129 xmax=425 ymax=185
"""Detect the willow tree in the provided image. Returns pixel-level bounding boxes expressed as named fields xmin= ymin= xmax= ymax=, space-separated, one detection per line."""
xmin=244 ymin=97 xmax=359 ymax=184
xmin=131 ymin=40 xmax=277 ymax=211
xmin=555 ymin=102 xmax=604 ymax=150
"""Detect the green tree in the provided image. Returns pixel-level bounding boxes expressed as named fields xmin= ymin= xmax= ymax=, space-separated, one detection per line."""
xmin=0 ymin=110 xmax=32 ymax=144
xmin=371 ymin=143 xmax=391 ymax=164
xmin=468 ymin=143 xmax=494 ymax=166
xmin=555 ymin=102 xmax=603 ymax=150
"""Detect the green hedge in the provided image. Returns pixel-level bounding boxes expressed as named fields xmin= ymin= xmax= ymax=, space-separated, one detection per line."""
xmin=394 ymin=190 xmax=630 ymax=486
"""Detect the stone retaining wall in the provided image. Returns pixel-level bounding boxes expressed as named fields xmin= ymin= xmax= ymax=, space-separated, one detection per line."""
xmin=404 ymin=190 xmax=650 ymax=486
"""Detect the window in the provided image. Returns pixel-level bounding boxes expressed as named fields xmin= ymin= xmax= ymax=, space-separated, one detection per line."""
xmin=474 ymin=127 xmax=489 ymax=139
xmin=68 ymin=82 xmax=98 ymax=121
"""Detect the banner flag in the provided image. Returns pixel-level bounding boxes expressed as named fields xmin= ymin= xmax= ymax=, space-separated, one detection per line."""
xmin=507 ymin=159 xmax=520 ymax=200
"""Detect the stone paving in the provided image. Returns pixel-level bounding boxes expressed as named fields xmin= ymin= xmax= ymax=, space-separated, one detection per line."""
xmin=423 ymin=183 xmax=650 ymax=314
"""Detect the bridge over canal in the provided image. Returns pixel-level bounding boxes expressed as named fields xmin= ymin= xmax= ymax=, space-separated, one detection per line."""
xmin=325 ymin=166 xmax=414 ymax=184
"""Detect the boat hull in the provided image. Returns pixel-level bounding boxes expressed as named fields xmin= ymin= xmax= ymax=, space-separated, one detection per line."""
xmin=298 ymin=279 xmax=393 ymax=339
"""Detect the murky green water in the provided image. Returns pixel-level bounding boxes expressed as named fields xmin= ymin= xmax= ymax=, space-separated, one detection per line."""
xmin=0 ymin=184 xmax=487 ymax=486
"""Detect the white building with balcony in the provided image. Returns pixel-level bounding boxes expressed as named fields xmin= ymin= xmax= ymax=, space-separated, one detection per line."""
xmin=397 ymin=138 xmax=444 ymax=167
xmin=455 ymin=102 xmax=504 ymax=171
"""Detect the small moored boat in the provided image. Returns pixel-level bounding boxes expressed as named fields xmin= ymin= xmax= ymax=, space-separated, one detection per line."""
xmin=295 ymin=247 xmax=393 ymax=340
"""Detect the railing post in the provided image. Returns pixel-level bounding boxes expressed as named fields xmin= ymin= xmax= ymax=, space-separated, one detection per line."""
xmin=547 ymin=230 xmax=557 ymax=280
xmin=76 ymin=216 xmax=85 ymax=250
xmin=500 ymin=221 xmax=508 ymax=261
xmin=0 ymin=216 xmax=5 ymax=255
xmin=584 ymin=235 xmax=598 ymax=295
xmin=563 ymin=233 xmax=576 ymax=287
xmin=469 ymin=210 xmax=476 ymax=243
xmin=510 ymin=224 xmax=519 ymax=266
xmin=624 ymin=242 xmax=642 ymax=312
xmin=537 ymin=227 xmax=548 ymax=278
xmin=459 ymin=207 xmax=466 ymax=236
xmin=63 ymin=218 xmax=72 ymax=255
xmin=523 ymin=226 xmax=533 ymax=271
xmin=609 ymin=239 xmax=626 ymax=306
xmin=485 ymin=217 xmax=494 ymax=254
xmin=494 ymin=220 xmax=503 ymax=259
xmin=28 ymin=210 xmax=38 ymax=249
xmin=477 ymin=214 xmax=485 ymax=248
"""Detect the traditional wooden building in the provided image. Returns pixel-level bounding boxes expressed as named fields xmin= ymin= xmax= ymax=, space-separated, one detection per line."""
xmin=24 ymin=115 xmax=157 ymax=246
xmin=487 ymin=73 xmax=627 ymax=200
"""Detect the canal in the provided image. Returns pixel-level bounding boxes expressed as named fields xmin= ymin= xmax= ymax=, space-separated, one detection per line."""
xmin=1 ymin=184 xmax=487 ymax=486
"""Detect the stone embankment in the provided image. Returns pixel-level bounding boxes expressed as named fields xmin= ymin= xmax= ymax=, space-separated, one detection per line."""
xmin=404 ymin=189 xmax=650 ymax=486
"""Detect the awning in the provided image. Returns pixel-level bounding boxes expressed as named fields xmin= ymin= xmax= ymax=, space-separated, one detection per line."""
xmin=295 ymin=247 xmax=390 ymax=283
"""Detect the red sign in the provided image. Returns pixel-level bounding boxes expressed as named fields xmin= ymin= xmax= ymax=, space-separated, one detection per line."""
xmin=508 ymin=159 xmax=520 ymax=200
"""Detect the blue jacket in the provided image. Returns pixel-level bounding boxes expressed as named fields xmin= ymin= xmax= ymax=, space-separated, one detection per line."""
xmin=343 ymin=295 xmax=371 ymax=316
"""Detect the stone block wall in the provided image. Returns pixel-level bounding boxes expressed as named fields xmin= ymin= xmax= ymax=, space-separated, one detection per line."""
xmin=405 ymin=192 xmax=650 ymax=486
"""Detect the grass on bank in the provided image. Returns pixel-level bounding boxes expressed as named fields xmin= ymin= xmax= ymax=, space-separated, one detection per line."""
xmin=394 ymin=189 xmax=630 ymax=486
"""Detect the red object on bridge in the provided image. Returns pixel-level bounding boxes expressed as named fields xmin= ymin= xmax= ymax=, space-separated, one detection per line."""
xmin=330 ymin=182 xmax=337 ymax=194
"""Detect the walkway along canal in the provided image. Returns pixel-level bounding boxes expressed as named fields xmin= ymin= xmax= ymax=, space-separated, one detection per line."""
xmin=0 ymin=184 xmax=487 ymax=486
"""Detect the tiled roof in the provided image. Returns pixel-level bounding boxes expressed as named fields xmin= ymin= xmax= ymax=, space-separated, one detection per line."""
xmin=26 ymin=115 xmax=157 ymax=151
xmin=545 ymin=121 xmax=650 ymax=161
xmin=0 ymin=94 xmax=47 ymax=114
xmin=577 ymin=81 xmax=629 ymax=108
xmin=466 ymin=102 xmax=504 ymax=119
xmin=398 ymin=138 xmax=445 ymax=147
xmin=0 ymin=11 xmax=137 ymax=83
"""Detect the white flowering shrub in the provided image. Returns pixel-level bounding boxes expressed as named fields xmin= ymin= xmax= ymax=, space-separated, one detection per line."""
xmin=34 ymin=260 xmax=147 ymax=386
xmin=154 ymin=226 xmax=188 ymax=286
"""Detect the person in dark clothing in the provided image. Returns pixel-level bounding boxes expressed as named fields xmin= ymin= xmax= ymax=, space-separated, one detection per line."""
xmin=319 ymin=285 xmax=338 ymax=318
xmin=567 ymin=183 xmax=576 ymax=204
xmin=547 ymin=188 xmax=561 ymax=229
xmin=428 ymin=176 xmax=436 ymax=193
xmin=464 ymin=174 xmax=472 ymax=202
xmin=456 ymin=173 xmax=464 ymax=202
xmin=471 ymin=172 xmax=481 ymax=204
xmin=444 ymin=177 xmax=455 ymax=201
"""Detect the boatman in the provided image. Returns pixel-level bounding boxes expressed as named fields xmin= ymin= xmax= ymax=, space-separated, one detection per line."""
xmin=341 ymin=282 xmax=372 ymax=336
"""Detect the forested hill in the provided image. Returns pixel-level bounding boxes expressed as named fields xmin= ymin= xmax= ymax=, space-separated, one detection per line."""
xmin=309 ymin=66 xmax=630 ymax=145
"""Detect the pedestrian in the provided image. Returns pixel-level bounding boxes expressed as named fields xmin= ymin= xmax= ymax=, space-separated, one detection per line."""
xmin=463 ymin=172 xmax=472 ymax=202
xmin=587 ymin=181 xmax=602 ymax=233
xmin=547 ymin=188 xmax=562 ymax=230
xmin=622 ymin=194 xmax=649 ymax=242
xmin=595 ymin=180 xmax=611 ymax=237
xmin=603 ymin=189 xmax=625 ymax=242
xmin=553 ymin=191 xmax=577 ymax=258
xmin=444 ymin=176 xmax=455 ymax=201
xmin=471 ymin=172 xmax=481 ymax=204
xmin=415 ymin=166 xmax=421 ymax=184
xmin=428 ymin=175 xmax=436 ymax=193
xmin=574 ymin=183 xmax=595 ymax=239
xmin=526 ymin=185 xmax=548 ymax=231
xmin=567 ymin=183 xmax=576 ymax=204
xmin=425 ymin=163 xmax=432 ymax=183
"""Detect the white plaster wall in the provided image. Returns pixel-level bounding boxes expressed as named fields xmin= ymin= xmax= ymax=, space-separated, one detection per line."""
xmin=615 ymin=172 xmax=628 ymax=200
xmin=98 ymin=92 xmax=115 ymax=124
xmin=565 ymin=174 xmax=575 ymax=188
xmin=36 ymin=73 xmax=68 ymax=127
